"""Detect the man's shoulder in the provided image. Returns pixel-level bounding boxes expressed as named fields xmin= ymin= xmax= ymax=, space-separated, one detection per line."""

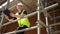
xmin=23 ymin=10 xmax=27 ymax=15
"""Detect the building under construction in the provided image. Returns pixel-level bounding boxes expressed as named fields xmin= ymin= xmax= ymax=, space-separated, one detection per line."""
xmin=0 ymin=0 xmax=60 ymax=34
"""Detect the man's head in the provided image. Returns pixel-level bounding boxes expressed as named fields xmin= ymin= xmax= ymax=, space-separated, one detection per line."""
xmin=17 ymin=2 xmax=23 ymax=12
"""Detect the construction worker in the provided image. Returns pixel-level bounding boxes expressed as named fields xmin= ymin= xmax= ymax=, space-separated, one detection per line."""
xmin=16 ymin=3 xmax=30 ymax=34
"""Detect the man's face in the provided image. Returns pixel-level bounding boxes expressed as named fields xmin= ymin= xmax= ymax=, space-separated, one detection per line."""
xmin=17 ymin=5 xmax=23 ymax=11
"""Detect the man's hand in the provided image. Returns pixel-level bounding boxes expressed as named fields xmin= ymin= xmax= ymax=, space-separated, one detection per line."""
xmin=20 ymin=14 xmax=26 ymax=18
xmin=9 ymin=19 xmax=13 ymax=22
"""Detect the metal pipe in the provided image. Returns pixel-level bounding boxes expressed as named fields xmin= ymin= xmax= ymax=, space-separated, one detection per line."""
xmin=51 ymin=16 xmax=60 ymax=20
xmin=4 ymin=26 xmax=38 ymax=34
xmin=44 ymin=3 xmax=58 ymax=11
xmin=1 ymin=3 xmax=58 ymax=27
xmin=37 ymin=0 xmax=40 ymax=34
xmin=0 ymin=12 xmax=4 ymax=26
xmin=53 ymin=30 xmax=60 ymax=34
xmin=49 ymin=22 xmax=60 ymax=26
xmin=44 ymin=2 xmax=50 ymax=34
xmin=53 ymin=8 xmax=58 ymax=34
xmin=48 ymin=0 xmax=56 ymax=4
xmin=53 ymin=9 xmax=57 ymax=34
xmin=48 ymin=9 xmax=60 ymax=13
xmin=45 ymin=16 xmax=50 ymax=34
xmin=0 ymin=12 xmax=4 ymax=34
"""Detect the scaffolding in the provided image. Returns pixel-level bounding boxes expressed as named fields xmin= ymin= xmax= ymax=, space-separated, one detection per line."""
xmin=0 ymin=0 xmax=60 ymax=34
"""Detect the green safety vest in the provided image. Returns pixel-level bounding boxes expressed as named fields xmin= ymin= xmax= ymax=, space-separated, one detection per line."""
xmin=16 ymin=10 xmax=30 ymax=27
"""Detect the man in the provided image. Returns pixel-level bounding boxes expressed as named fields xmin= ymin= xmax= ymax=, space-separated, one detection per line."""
xmin=16 ymin=3 xmax=30 ymax=34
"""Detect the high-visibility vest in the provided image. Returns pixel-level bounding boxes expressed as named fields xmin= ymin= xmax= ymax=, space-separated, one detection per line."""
xmin=16 ymin=10 xmax=30 ymax=27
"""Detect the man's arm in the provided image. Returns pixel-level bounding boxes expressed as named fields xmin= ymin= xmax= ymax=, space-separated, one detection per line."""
xmin=5 ymin=15 xmax=10 ymax=21
xmin=22 ymin=10 xmax=27 ymax=16
xmin=10 ymin=12 xmax=24 ymax=18
xmin=5 ymin=15 xmax=13 ymax=22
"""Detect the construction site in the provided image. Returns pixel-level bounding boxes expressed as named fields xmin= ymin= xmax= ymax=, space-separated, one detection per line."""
xmin=0 ymin=0 xmax=60 ymax=34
